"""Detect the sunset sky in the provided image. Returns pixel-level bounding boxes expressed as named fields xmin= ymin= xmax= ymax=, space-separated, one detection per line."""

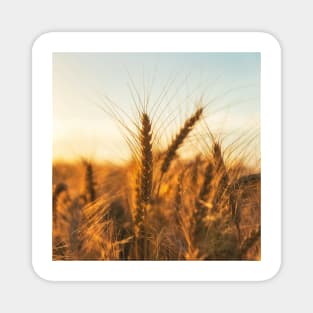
xmin=53 ymin=53 xmax=260 ymax=164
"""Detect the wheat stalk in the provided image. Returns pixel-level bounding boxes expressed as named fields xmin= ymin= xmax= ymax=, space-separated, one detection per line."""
xmin=192 ymin=162 xmax=213 ymax=245
xmin=212 ymin=142 xmax=229 ymax=211
xmin=133 ymin=112 xmax=153 ymax=259
xmin=191 ymin=154 xmax=201 ymax=190
xmin=174 ymin=171 xmax=184 ymax=224
xmin=52 ymin=182 xmax=68 ymax=225
xmin=199 ymin=162 xmax=213 ymax=201
xmin=161 ymin=107 xmax=203 ymax=174
xmin=156 ymin=107 xmax=203 ymax=196
xmin=83 ymin=160 xmax=96 ymax=202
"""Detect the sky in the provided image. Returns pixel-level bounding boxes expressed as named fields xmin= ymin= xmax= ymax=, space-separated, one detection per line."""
xmin=53 ymin=53 xmax=260 ymax=165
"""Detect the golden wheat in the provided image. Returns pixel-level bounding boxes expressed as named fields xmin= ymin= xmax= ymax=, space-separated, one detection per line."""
xmin=52 ymin=107 xmax=260 ymax=261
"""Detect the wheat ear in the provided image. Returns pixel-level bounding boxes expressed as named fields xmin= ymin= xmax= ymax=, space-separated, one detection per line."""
xmin=157 ymin=107 xmax=203 ymax=196
xmin=52 ymin=182 xmax=68 ymax=225
xmin=161 ymin=107 xmax=203 ymax=174
xmin=212 ymin=142 xmax=229 ymax=211
xmin=83 ymin=160 xmax=96 ymax=202
xmin=134 ymin=113 xmax=153 ymax=259
xmin=192 ymin=162 xmax=213 ymax=244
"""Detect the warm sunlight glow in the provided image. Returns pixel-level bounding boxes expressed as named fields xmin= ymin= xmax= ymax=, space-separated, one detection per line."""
xmin=52 ymin=52 xmax=261 ymax=261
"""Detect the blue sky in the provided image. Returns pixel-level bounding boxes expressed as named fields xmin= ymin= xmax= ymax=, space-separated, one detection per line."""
xmin=53 ymin=53 xmax=260 ymax=164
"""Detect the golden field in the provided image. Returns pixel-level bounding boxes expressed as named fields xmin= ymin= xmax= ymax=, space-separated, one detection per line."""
xmin=52 ymin=105 xmax=260 ymax=261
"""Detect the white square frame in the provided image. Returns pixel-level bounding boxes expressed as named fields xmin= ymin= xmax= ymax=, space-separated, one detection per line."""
xmin=32 ymin=32 xmax=281 ymax=281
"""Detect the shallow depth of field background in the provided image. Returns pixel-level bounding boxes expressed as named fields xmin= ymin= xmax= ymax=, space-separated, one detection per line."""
xmin=53 ymin=53 xmax=261 ymax=260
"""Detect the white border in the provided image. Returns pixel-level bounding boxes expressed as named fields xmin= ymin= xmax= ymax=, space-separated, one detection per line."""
xmin=32 ymin=32 xmax=281 ymax=281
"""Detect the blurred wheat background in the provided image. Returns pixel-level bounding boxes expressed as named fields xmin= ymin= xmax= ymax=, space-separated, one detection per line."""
xmin=52 ymin=52 xmax=260 ymax=260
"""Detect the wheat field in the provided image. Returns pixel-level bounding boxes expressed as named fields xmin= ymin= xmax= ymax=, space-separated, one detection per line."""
xmin=52 ymin=103 xmax=260 ymax=261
